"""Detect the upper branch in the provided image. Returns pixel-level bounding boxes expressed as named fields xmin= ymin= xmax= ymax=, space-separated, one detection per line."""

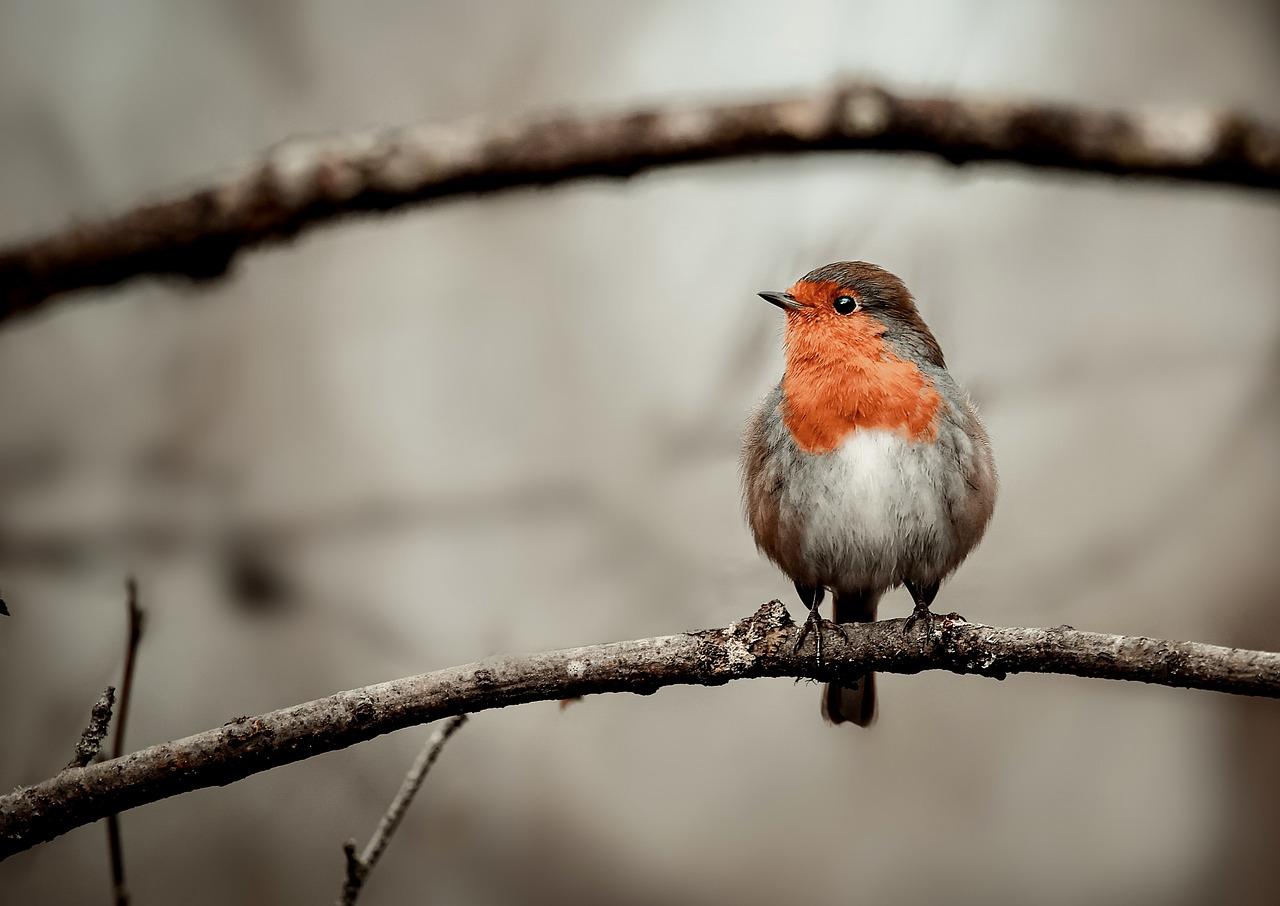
xmin=3 ymin=602 xmax=1278 ymax=861
xmin=2 ymin=81 xmax=1277 ymax=321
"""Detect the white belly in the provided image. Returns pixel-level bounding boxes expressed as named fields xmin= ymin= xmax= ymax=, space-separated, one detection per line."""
xmin=814 ymin=429 xmax=947 ymax=547
xmin=744 ymin=383 xmax=996 ymax=594
xmin=782 ymin=428 xmax=970 ymax=591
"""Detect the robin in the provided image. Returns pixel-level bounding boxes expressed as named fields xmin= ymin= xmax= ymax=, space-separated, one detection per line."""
xmin=742 ymin=262 xmax=996 ymax=726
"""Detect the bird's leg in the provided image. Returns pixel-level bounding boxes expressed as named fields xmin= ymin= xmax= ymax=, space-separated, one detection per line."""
xmin=902 ymin=579 xmax=942 ymax=645
xmin=794 ymin=605 xmax=823 ymax=663
xmin=791 ymin=582 xmax=828 ymax=665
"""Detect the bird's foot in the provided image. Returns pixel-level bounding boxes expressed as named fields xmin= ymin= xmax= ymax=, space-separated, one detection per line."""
xmin=793 ymin=607 xmax=820 ymax=660
xmin=903 ymin=606 xmax=967 ymax=652
xmin=902 ymin=603 xmax=934 ymax=637
xmin=793 ymin=609 xmax=850 ymax=667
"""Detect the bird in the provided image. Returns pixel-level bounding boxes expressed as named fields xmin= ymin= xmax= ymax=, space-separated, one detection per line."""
xmin=742 ymin=261 xmax=996 ymax=726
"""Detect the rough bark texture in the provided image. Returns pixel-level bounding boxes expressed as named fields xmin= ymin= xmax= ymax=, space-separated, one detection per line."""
xmin=1 ymin=81 xmax=1277 ymax=321
xmin=64 ymin=687 xmax=116 ymax=771
xmin=3 ymin=602 xmax=1279 ymax=861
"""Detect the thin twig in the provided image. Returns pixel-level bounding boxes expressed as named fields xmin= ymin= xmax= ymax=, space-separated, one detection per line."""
xmin=65 ymin=686 xmax=116 ymax=770
xmin=338 ymin=715 xmax=469 ymax=905
xmin=3 ymin=601 xmax=1279 ymax=860
xmin=105 ymin=577 xmax=145 ymax=906
xmin=1 ymin=80 xmax=1277 ymax=320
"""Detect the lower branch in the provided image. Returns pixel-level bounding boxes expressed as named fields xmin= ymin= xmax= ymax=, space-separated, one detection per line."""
xmin=3 ymin=601 xmax=1278 ymax=860
xmin=338 ymin=714 xmax=468 ymax=905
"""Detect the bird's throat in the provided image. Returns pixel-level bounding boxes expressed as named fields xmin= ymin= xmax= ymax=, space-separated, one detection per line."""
xmin=781 ymin=324 xmax=941 ymax=454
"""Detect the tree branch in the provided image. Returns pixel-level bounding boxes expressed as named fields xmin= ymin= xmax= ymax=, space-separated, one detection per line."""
xmin=3 ymin=601 xmax=1278 ymax=861
xmin=2 ymin=80 xmax=1277 ymax=321
xmin=104 ymin=577 xmax=145 ymax=906
xmin=65 ymin=686 xmax=116 ymax=770
xmin=338 ymin=715 xmax=468 ymax=906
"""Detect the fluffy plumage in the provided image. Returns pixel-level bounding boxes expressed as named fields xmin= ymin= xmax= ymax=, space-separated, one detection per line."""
xmin=742 ymin=262 xmax=996 ymax=726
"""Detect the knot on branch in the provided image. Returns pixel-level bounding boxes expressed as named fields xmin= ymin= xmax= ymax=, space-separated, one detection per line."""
xmin=835 ymin=82 xmax=893 ymax=137
xmin=224 ymin=716 xmax=276 ymax=750
xmin=340 ymin=839 xmax=369 ymax=904
xmin=689 ymin=600 xmax=795 ymax=681
xmin=65 ymin=686 xmax=117 ymax=770
xmin=729 ymin=599 xmax=794 ymax=641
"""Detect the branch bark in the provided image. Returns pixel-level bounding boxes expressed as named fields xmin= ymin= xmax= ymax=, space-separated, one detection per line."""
xmin=338 ymin=714 xmax=468 ymax=905
xmin=2 ymin=80 xmax=1277 ymax=321
xmin=3 ymin=601 xmax=1279 ymax=861
xmin=104 ymin=577 xmax=145 ymax=906
xmin=65 ymin=686 xmax=116 ymax=770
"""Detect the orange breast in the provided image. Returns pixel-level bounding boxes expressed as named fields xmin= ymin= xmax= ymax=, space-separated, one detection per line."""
xmin=781 ymin=315 xmax=941 ymax=454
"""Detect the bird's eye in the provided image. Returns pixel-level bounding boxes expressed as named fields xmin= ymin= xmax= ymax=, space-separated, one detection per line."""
xmin=833 ymin=295 xmax=859 ymax=315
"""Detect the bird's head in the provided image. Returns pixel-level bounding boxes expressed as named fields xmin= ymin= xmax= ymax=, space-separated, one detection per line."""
xmin=759 ymin=261 xmax=944 ymax=369
xmin=759 ymin=262 xmax=946 ymax=452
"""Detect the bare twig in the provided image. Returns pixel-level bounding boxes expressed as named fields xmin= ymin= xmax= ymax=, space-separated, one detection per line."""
xmin=338 ymin=715 xmax=469 ymax=906
xmin=1 ymin=80 xmax=1277 ymax=320
xmin=3 ymin=601 xmax=1279 ymax=860
xmin=105 ymin=578 xmax=145 ymax=906
xmin=65 ymin=686 xmax=117 ymax=770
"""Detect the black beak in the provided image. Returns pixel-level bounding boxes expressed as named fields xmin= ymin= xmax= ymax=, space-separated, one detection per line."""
xmin=758 ymin=291 xmax=802 ymax=312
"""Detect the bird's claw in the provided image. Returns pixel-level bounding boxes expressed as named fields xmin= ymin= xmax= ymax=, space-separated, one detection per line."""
xmin=903 ymin=607 xmax=966 ymax=636
xmin=903 ymin=606 xmax=968 ymax=655
xmin=793 ymin=609 xmax=849 ymax=667
xmin=902 ymin=605 xmax=934 ymax=656
xmin=793 ymin=609 xmax=818 ymax=657
xmin=902 ymin=605 xmax=932 ymax=636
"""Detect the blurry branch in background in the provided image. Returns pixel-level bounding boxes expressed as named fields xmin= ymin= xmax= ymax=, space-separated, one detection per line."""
xmin=64 ymin=687 xmax=116 ymax=770
xmin=0 ymin=482 xmax=713 ymax=619
xmin=338 ymin=715 xmax=468 ymax=906
xmin=103 ymin=578 xmax=145 ymax=906
xmin=0 ymin=484 xmax=589 ymax=570
xmin=2 ymin=79 xmax=1278 ymax=322
xmin=4 ymin=600 xmax=1280 ymax=861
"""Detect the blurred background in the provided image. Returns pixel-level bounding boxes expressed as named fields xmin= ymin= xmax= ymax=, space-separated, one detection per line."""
xmin=1 ymin=1 xmax=1278 ymax=904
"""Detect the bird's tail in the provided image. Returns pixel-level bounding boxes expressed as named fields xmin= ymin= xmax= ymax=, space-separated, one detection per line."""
xmin=821 ymin=590 xmax=880 ymax=727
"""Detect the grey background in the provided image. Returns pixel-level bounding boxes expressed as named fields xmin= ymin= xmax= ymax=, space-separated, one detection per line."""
xmin=1 ymin=2 xmax=1278 ymax=904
